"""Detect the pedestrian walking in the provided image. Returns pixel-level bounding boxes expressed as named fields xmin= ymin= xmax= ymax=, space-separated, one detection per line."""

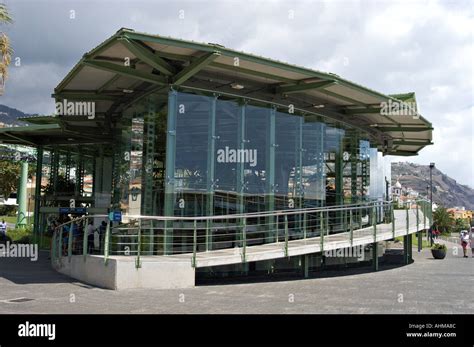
xmin=0 ymin=219 xmax=7 ymax=242
xmin=460 ymin=230 xmax=470 ymax=258
xmin=469 ymin=227 xmax=474 ymax=258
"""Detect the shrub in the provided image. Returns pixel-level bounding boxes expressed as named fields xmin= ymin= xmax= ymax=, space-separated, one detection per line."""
xmin=431 ymin=243 xmax=447 ymax=251
xmin=0 ymin=204 xmax=16 ymax=216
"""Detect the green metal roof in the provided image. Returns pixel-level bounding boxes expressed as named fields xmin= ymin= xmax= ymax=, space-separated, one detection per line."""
xmin=48 ymin=28 xmax=433 ymax=156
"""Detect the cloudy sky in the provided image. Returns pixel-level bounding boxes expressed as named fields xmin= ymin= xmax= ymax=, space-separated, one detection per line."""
xmin=1 ymin=0 xmax=473 ymax=187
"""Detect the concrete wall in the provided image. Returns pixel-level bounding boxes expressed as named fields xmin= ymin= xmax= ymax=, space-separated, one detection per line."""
xmin=53 ymin=255 xmax=195 ymax=290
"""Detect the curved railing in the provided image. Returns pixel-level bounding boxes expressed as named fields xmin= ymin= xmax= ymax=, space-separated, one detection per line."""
xmin=50 ymin=199 xmax=432 ymax=268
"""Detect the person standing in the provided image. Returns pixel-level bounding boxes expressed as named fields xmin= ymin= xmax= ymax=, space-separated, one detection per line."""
xmin=87 ymin=220 xmax=95 ymax=254
xmin=470 ymin=227 xmax=474 ymax=258
xmin=0 ymin=219 xmax=7 ymax=242
xmin=460 ymin=230 xmax=470 ymax=258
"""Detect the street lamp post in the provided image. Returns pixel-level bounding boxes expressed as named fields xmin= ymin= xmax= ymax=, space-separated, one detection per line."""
xmin=429 ymin=163 xmax=435 ymax=246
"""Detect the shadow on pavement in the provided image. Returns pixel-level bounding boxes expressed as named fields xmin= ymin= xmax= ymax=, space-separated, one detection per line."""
xmin=0 ymin=249 xmax=74 ymax=285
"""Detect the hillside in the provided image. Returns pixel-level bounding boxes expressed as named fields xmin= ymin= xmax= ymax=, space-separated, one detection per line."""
xmin=391 ymin=162 xmax=474 ymax=209
xmin=0 ymin=104 xmax=30 ymax=126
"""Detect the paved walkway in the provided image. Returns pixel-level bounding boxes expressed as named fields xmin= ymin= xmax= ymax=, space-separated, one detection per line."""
xmin=0 ymin=239 xmax=472 ymax=314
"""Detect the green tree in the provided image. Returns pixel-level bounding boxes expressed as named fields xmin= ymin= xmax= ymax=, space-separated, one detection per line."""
xmin=453 ymin=218 xmax=470 ymax=234
xmin=0 ymin=159 xmax=36 ymax=198
xmin=0 ymin=3 xmax=12 ymax=93
xmin=433 ymin=206 xmax=454 ymax=234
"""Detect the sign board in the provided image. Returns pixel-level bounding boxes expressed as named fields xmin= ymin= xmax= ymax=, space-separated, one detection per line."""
xmin=59 ymin=207 xmax=87 ymax=214
xmin=108 ymin=211 xmax=122 ymax=222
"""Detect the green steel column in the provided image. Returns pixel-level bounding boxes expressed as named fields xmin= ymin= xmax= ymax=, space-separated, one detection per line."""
xmin=16 ymin=162 xmax=28 ymax=228
xmin=302 ymin=254 xmax=309 ymax=278
xmin=372 ymin=242 xmax=378 ymax=271
xmin=75 ymin=151 xmax=84 ymax=197
xmin=205 ymin=96 xmax=217 ymax=251
xmin=144 ymin=99 xmax=156 ymax=254
xmin=295 ymin=117 xmax=304 ymax=233
xmin=51 ymin=149 xmax=60 ymax=195
xmin=236 ymin=102 xmax=246 ymax=217
xmin=164 ymin=90 xmax=178 ymax=255
xmin=236 ymin=102 xmax=249 ymax=273
xmin=265 ymin=107 xmax=276 ymax=243
xmin=33 ymin=146 xmax=43 ymax=236
xmin=403 ymin=234 xmax=408 ymax=264
xmin=350 ymin=135 xmax=358 ymax=204
xmin=335 ymin=157 xmax=344 ymax=205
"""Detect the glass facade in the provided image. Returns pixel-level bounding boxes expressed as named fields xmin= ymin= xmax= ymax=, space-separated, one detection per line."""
xmin=156 ymin=91 xmax=388 ymax=220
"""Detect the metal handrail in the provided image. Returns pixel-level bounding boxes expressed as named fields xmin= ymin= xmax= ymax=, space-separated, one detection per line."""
xmin=50 ymin=199 xmax=430 ymax=269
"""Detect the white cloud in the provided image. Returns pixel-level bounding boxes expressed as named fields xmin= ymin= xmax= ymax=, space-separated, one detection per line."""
xmin=1 ymin=0 xmax=473 ymax=187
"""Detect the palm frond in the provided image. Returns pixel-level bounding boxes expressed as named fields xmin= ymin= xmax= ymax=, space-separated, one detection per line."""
xmin=0 ymin=3 xmax=12 ymax=24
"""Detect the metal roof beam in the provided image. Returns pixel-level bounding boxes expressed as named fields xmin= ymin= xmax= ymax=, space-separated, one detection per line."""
xmin=389 ymin=150 xmax=418 ymax=156
xmin=392 ymin=140 xmax=433 ymax=146
xmin=120 ymin=38 xmax=176 ymax=76
xmin=53 ymin=93 xmax=119 ymax=101
xmin=345 ymin=107 xmax=382 ymax=114
xmin=375 ymin=126 xmax=433 ymax=132
xmin=83 ymin=59 xmax=167 ymax=85
xmin=276 ymin=80 xmax=335 ymax=94
xmin=172 ymin=52 xmax=220 ymax=85
xmin=97 ymin=75 xmax=121 ymax=94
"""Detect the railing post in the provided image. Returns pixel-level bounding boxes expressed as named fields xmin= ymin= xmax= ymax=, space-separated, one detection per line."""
xmin=416 ymin=202 xmax=419 ymax=231
xmin=303 ymin=212 xmax=307 ymax=239
xmin=241 ymin=217 xmax=247 ymax=263
xmin=349 ymin=209 xmax=353 ymax=246
xmin=58 ymin=227 xmax=63 ymax=260
xmin=51 ymin=229 xmax=57 ymax=263
xmin=320 ymin=211 xmax=324 ymax=253
xmin=136 ymin=219 xmax=142 ymax=268
xmin=192 ymin=220 xmax=197 ymax=268
xmin=406 ymin=206 xmax=409 ymax=235
xmin=104 ymin=219 xmax=111 ymax=266
xmin=392 ymin=201 xmax=395 ymax=238
xmin=83 ymin=218 xmax=88 ymax=261
xmin=67 ymin=221 xmax=74 ymax=262
xmin=372 ymin=203 xmax=377 ymax=242
xmin=284 ymin=215 xmax=289 ymax=257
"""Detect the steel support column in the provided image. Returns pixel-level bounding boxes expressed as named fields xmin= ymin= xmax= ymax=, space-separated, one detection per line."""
xmin=205 ymin=96 xmax=217 ymax=251
xmin=33 ymin=146 xmax=43 ymax=236
xmin=372 ymin=242 xmax=378 ymax=271
xmin=265 ymin=107 xmax=276 ymax=243
xmin=163 ymin=90 xmax=178 ymax=255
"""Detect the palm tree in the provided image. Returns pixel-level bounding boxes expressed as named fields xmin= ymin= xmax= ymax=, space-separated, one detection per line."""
xmin=0 ymin=3 xmax=12 ymax=94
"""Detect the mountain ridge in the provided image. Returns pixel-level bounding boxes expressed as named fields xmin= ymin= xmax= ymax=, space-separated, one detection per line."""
xmin=391 ymin=162 xmax=474 ymax=210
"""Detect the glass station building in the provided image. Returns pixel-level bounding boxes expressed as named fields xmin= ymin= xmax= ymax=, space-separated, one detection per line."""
xmin=0 ymin=29 xmax=432 ymax=265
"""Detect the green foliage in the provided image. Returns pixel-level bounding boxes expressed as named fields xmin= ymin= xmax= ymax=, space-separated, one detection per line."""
xmin=0 ymin=205 xmax=16 ymax=216
xmin=453 ymin=218 xmax=470 ymax=234
xmin=433 ymin=206 xmax=454 ymax=234
xmin=0 ymin=159 xmax=36 ymax=197
xmin=5 ymin=226 xmax=32 ymax=244
xmin=431 ymin=243 xmax=447 ymax=251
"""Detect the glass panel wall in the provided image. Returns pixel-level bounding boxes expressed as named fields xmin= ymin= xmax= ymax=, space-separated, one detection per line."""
xmin=164 ymin=90 xmax=378 ymax=223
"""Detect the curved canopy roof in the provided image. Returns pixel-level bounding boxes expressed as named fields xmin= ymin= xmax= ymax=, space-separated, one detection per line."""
xmin=3 ymin=28 xmax=433 ymax=155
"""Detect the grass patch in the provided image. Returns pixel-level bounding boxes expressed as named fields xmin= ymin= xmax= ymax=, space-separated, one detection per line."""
xmin=0 ymin=215 xmax=18 ymax=224
xmin=3 ymin=226 xmax=51 ymax=250
xmin=395 ymin=233 xmax=430 ymax=249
